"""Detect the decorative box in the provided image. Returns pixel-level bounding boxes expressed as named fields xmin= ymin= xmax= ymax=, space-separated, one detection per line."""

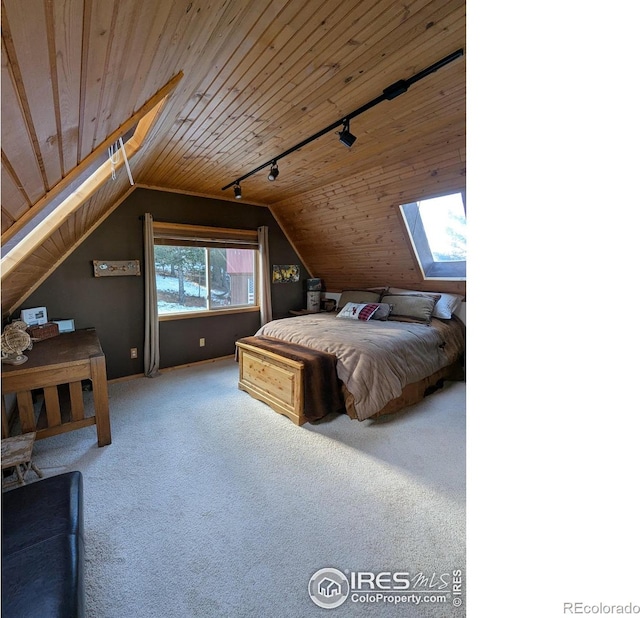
xmin=26 ymin=322 xmax=60 ymax=341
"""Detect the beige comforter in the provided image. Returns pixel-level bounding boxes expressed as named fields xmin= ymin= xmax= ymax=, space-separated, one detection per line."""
xmin=255 ymin=313 xmax=465 ymax=421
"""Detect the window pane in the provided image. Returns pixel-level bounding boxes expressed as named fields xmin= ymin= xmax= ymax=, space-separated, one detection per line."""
xmin=154 ymin=246 xmax=208 ymax=314
xmin=417 ymin=193 xmax=467 ymax=262
xmin=209 ymin=248 xmax=256 ymax=307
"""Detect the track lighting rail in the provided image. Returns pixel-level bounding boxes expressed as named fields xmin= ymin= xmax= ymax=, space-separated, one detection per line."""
xmin=222 ymin=48 xmax=463 ymax=194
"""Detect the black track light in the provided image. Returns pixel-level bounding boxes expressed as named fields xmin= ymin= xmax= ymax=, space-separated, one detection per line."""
xmin=234 ymin=183 xmax=242 ymax=199
xmin=338 ymin=119 xmax=357 ymax=148
xmin=268 ymin=161 xmax=279 ymax=181
xmin=221 ymin=49 xmax=463 ymax=193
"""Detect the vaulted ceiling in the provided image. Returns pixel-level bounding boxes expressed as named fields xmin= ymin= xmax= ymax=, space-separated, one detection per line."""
xmin=1 ymin=0 xmax=465 ymax=318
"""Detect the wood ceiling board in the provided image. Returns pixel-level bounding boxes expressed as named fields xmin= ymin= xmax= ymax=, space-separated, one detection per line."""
xmin=2 ymin=0 xmax=62 ymax=189
xmin=49 ymin=0 xmax=84 ymax=177
xmin=156 ymin=0 xmax=392 ymax=180
xmin=135 ymin=1 xmax=290 ymax=183
xmin=0 ymin=166 xmax=27 ymax=231
xmin=1 ymin=41 xmax=47 ymax=204
xmin=90 ymin=1 xmax=144 ymax=150
xmin=76 ymin=0 xmax=118 ymax=159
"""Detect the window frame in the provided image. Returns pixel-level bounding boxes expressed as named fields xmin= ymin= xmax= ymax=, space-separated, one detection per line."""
xmin=152 ymin=222 xmax=261 ymax=321
xmin=399 ymin=190 xmax=466 ymax=281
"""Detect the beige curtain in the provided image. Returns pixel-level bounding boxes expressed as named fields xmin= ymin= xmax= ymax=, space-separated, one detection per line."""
xmin=258 ymin=226 xmax=272 ymax=325
xmin=143 ymin=213 xmax=161 ymax=377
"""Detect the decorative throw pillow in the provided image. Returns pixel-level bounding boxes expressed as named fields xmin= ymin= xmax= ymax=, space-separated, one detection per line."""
xmin=336 ymin=302 xmax=380 ymax=321
xmin=337 ymin=290 xmax=382 ymax=310
xmin=369 ymin=302 xmax=392 ymax=320
xmin=383 ymin=294 xmax=440 ymax=324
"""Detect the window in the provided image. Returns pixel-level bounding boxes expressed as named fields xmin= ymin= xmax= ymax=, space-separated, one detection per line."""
xmin=153 ymin=223 xmax=259 ymax=317
xmin=399 ymin=191 xmax=466 ymax=279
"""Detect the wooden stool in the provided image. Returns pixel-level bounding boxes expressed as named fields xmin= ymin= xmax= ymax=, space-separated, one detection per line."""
xmin=1 ymin=432 xmax=43 ymax=489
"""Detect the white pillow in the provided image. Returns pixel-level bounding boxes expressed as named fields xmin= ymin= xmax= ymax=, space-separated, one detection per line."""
xmin=336 ymin=302 xmax=379 ymax=321
xmin=432 ymin=293 xmax=464 ymax=319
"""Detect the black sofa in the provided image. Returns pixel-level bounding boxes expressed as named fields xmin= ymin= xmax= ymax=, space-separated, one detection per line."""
xmin=2 ymin=471 xmax=85 ymax=617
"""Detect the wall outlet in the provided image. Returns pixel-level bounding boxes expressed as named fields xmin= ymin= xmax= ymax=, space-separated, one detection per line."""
xmin=199 ymin=338 xmax=205 ymax=347
xmin=130 ymin=347 xmax=138 ymax=359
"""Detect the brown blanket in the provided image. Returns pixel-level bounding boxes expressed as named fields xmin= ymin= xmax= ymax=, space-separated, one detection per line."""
xmin=236 ymin=335 xmax=344 ymax=422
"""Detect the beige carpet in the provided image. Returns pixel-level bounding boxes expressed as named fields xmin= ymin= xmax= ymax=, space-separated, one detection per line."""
xmin=27 ymin=358 xmax=466 ymax=617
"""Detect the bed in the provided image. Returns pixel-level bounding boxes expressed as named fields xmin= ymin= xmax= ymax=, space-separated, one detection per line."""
xmin=236 ymin=289 xmax=465 ymax=425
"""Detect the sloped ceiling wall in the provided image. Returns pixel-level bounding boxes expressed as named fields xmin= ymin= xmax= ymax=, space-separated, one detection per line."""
xmin=1 ymin=0 xmax=465 ymax=317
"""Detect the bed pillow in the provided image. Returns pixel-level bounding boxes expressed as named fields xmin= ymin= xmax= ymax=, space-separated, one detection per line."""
xmin=337 ymin=290 xmax=382 ymax=310
xmin=366 ymin=286 xmax=389 ymax=295
xmin=383 ymin=294 xmax=440 ymax=324
xmin=336 ymin=302 xmax=379 ymax=321
xmin=386 ymin=287 xmax=464 ymax=320
xmin=432 ymin=293 xmax=464 ymax=319
xmin=369 ymin=302 xmax=392 ymax=320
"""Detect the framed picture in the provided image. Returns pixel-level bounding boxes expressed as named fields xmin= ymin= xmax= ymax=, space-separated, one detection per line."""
xmin=272 ymin=264 xmax=300 ymax=283
xmin=20 ymin=306 xmax=48 ymax=326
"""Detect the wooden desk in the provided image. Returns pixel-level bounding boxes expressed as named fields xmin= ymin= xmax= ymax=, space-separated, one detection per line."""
xmin=1 ymin=329 xmax=111 ymax=446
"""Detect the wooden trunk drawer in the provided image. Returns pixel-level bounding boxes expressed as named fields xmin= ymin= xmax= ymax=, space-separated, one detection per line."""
xmin=236 ymin=342 xmax=306 ymax=425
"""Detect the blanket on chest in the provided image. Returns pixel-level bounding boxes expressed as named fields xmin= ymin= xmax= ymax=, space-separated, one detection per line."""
xmin=236 ymin=335 xmax=344 ymax=422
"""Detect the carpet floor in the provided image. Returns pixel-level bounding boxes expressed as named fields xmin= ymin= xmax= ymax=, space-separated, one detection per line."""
xmin=25 ymin=358 xmax=466 ymax=617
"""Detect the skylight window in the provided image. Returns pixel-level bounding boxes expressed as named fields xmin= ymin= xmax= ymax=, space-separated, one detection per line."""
xmin=1 ymin=72 xmax=183 ymax=286
xmin=400 ymin=191 xmax=466 ymax=279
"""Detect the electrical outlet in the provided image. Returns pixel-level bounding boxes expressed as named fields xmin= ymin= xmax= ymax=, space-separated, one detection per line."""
xmin=130 ymin=347 xmax=138 ymax=359
xmin=199 ymin=338 xmax=205 ymax=347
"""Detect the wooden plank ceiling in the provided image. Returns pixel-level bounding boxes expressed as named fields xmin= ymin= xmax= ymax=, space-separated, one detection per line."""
xmin=1 ymin=0 xmax=465 ymax=317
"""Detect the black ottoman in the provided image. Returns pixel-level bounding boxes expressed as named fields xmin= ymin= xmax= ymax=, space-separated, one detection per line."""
xmin=2 ymin=471 xmax=84 ymax=617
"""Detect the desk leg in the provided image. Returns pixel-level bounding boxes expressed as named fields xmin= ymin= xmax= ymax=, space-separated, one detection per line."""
xmin=1 ymin=398 xmax=9 ymax=439
xmin=90 ymin=355 xmax=112 ymax=446
xmin=17 ymin=391 xmax=36 ymax=433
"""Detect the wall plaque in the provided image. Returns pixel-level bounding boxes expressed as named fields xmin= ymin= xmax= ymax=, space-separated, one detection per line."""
xmin=93 ymin=260 xmax=141 ymax=277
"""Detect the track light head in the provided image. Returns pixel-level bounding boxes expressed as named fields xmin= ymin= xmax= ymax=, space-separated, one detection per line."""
xmin=233 ymin=183 xmax=242 ymax=199
xmin=268 ymin=161 xmax=279 ymax=181
xmin=338 ymin=120 xmax=357 ymax=148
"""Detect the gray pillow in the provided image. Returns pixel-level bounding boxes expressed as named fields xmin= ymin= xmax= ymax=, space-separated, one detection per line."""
xmin=383 ymin=294 xmax=441 ymax=323
xmin=337 ymin=290 xmax=382 ymax=310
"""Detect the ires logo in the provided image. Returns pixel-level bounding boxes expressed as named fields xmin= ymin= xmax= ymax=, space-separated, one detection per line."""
xmin=350 ymin=571 xmax=411 ymax=590
xmin=309 ymin=568 xmax=464 ymax=609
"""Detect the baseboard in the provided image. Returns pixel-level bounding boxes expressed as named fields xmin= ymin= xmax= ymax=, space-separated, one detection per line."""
xmin=107 ymin=355 xmax=236 ymax=384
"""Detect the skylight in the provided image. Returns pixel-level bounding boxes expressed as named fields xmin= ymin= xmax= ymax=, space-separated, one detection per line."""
xmin=399 ymin=191 xmax=467 ymax=280
xmin=416 ymin=193 xmax=467 ymax=262
xmin=0 ymin=82 xmax=178 ymax=281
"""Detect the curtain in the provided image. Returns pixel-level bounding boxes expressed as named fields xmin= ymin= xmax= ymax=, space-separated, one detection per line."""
xmin=258 ymin=226 xmax=272 ymax=325
xmin=143 ymin=213 xmax=161 ymax=377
